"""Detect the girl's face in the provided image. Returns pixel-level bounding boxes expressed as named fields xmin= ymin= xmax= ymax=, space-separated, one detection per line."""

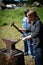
xmin=27 ymin=13 xmax=36 ymax=22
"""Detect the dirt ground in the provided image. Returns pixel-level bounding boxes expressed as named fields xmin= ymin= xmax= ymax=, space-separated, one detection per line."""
xmin=24 ymin=55 xmax=35 ymax=65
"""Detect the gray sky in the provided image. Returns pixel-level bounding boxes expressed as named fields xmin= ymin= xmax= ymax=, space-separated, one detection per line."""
xmin=14 ymin=0 xmax=20 ymax=1
xmin=0 ymin=0 xmax=2 ymax=1
xmin=0 ymin=0 xmax=28 ymax=2
xmin=14 ymin=0 xmax=28 ymax=1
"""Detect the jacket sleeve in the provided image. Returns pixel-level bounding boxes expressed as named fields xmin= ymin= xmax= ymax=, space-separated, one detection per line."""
xmin=31 ymin=21 xmax=40 ymax=38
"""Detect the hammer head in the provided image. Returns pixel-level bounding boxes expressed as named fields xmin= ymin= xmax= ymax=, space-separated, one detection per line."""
xmin=11 ymin=22 xmax=14 ymax=27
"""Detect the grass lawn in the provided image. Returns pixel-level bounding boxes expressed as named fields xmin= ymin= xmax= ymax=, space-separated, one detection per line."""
xmin=0 ymin=7 xmax=43 ymax=65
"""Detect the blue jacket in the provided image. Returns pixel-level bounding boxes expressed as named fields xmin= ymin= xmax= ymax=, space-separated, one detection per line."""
xmin=22 ymin=17 xmax=31 ymax=37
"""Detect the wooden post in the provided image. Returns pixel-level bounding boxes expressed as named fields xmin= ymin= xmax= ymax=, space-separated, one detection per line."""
xmin=0 ymin=49 xmax=25 ymax=65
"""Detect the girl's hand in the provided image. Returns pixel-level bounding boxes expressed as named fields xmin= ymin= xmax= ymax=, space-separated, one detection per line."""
xmin=22 ymin=37 xmax=26 ymax=41
xmin=22 ymin=35 xmax=32 ymax=41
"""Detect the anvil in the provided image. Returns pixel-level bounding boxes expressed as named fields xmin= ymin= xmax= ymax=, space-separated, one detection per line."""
xmin=2 ymin=38 xmax=21 ymax=53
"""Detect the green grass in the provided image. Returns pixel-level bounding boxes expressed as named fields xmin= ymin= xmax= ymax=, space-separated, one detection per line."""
xmin=0 ymin=7 xmax=43 ymax=49
xmin=0 ymin=7 xmax=43 ymax=25
xmin=0 ymin=7 xmax=25 ymax=26
xmin=35 ymin=7 xmax=43 ymax=22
